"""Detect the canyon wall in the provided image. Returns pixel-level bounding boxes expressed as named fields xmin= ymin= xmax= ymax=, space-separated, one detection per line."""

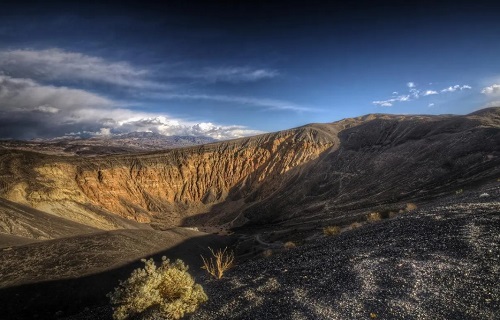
xmin=0 ymin=124 xmax=341 ymax=229
xmin=1 ymin=108 xmax=499 ymax=231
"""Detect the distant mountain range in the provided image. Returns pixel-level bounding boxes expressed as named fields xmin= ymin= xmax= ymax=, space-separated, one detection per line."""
xmin=0 ymin=108 xmax=499 ymax=319
xmin=0 ymin=132 xmax=218 ymax=156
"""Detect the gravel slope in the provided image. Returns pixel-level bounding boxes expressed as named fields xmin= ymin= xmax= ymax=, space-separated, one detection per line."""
xmin=189 ymin=184 xmax=500 ymax=320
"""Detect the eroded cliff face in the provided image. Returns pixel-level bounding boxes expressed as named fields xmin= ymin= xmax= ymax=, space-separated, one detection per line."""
xmin=74 ymin=126 xmax=338 ymax=224
xmin=0 ymin=125 xmax=340 ymax=229
xmin=2 ymin=108 xmax=498 ymax=232
xmin=243 ymin=108 xmax=500 ymax=226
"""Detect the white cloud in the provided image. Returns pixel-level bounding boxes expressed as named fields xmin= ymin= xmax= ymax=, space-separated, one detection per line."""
xmin=0 ymin=48 xmax=297 ymax=140
xmin=84 ymin=112 xmax=263 ymax=139
xmin=187 ymin=67 xmax=279 ymax=83
xmin=0 ymin=48 xmax=165 ymax=89
xmin=156 ymin=93 xmax=317 ymax=112
xmin=372 ymin=100 xmax=394 ymax=107
xmin=372 ymin=94 xmax=410 ymax=107
xmin=35 ymin=105 xmax=60 ymax=113
xmin=409 ymin=88 xmax=420 ymax=98
xmin=481 ymin=84 xmax=500 ymax=96
xmin=440 ymin=84 xmax=472 ymax=93
xmin=423 ymin=90 xmax=438 ymax=96
xmin=374 ymin=82 xmax=473 ymax=107
xmin=478 ymin=100 xmax=500 ymax=110
xmin=0 ymin=75 xmax=114 ymax=112
xmin=0 ymin=49 xmax=279 ymax=88
xmin=0 ymin=74 xmax=264 ymax=140
xmin=428 ymin=103 xmax=435 ymax=108
xmin=97 ymin=128 xmax=112 ymax=136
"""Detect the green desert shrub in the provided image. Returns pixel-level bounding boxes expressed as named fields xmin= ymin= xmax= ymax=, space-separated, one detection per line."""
xmin=107 ymin=257 xmax=207 ymax=320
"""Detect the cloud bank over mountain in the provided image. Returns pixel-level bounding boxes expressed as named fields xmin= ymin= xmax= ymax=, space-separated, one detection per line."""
xmin=0 ymin=49 xmax=270 ymax=140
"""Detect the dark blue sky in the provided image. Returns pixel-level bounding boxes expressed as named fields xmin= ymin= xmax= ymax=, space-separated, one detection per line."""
xmin=1 ymin=0 xmax=499 ymax=139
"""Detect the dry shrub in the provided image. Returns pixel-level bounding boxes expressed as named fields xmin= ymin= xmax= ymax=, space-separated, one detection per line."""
xmin=262 ymin=249 xmax=273 ymax=257
xmin=284 ymin=241 xmax=296 ymax=249
xmin=349 ymin=222 xmax=363 ymax=230
xmin=405 ymin=203 xmax=417 ymax=211
xmin=201 ymin=247 xmax=234 ymax=279
xmin=367 ymin=212 xmax=382 ymax=222
xmin=107 ymin=257 xmax=207 ymax=320
xmin=323 ymin=225 xmax=341 ymax=236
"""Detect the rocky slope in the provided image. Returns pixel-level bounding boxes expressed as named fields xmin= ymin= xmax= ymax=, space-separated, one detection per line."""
xmin=0 ymin=124 xmax=338 ymax=230
xmin=0 ymin=227 xmax=232 ymax=319
xmin=0 ymin=197 xmax=98 ymax=244
xmin=242 ymin=108 xmax=500 ymax=228
xmin=188 ymin=183 xmax=500 ymax=320
xmin=0 ymin=108 xmax=498 ymax=234
xmin=0 ymin=197 xmax=152 ymax=245
xmin=0 ymin=108 xmax=499 ymax=319
xmin=61 ymin=181 xmax=500 ymax=320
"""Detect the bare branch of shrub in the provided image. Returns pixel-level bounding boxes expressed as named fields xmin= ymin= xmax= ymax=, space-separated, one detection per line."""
xmin=201 ymin=247 xmax=234 ymax=279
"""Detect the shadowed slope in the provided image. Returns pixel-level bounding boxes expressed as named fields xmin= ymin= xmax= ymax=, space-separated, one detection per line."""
xmin=0 ymin=108 xmax=498 ymax=233
xmin=190 ymin=184 xmax=500 ymax=319
xmin=0 ymin=124 xmax=339 ymax=230
xmin=0 ymin=197 xmax=99 ymax=245
xmin=242 ymin=108 xmax=500 ymax=226
xmin=0 ymin=228 xmax=233 ymax=319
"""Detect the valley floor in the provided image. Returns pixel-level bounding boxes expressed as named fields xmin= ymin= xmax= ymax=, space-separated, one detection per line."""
xmin=57 ymin=182 xmax=500 ymax=320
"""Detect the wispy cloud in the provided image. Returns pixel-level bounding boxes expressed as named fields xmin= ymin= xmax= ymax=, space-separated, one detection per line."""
xmin=0 ymin=47 xmax=293 ymax=139
xmin=373 ymin=82 xmax=472 ymax=107
xmin=0 ymin=48 xmax=165 ymax=89
xmin=0 ymin=74 xmax=114 ymax=112
xmin=0 ymin=74 xmax=264 ymax=140
xmin=481 ymin=84 xmax=500 ymax=96
xmin=0 ymin=49 xmax=279 ymax=88
xmin=157 ymin=93 xmax=317 ymax=112
xmin=422 ymin=90 xmax=438 ymax=96
xmin=441 ymin=85 xmax=472 ymax=93
xmin=478 ymin=100 xmax=500 ymax=110
xmin=372 ymin=94 xmax=410 ymax=107
xmin=182 ymin=67 xmax=279 ymax=83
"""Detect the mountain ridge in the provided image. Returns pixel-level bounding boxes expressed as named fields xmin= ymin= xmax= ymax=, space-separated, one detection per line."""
xmin=0 ymin=108 xmax=498 ymax=235
xmin=0 ymin=108 xmax=499 ymax=320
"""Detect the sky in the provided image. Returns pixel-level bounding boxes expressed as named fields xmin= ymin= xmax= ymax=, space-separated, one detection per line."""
xmin=1 ymin=0 xmax=500 ymax=140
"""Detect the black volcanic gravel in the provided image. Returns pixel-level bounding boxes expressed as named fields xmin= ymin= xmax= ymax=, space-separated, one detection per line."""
xmin=188 ymin=185 xmax=500 ymax=319
xmin=66 ymin=184 xmax=500 ymax=320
